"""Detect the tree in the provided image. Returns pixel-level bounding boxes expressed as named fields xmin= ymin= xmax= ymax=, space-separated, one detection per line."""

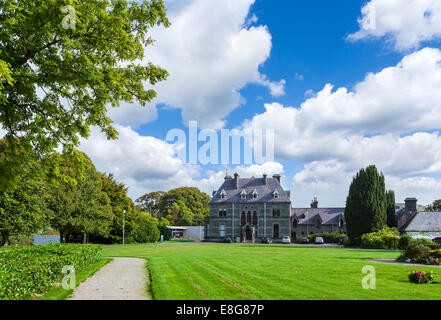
xmin=97 ymin=173 xmax=137 ymax=244
xmin=0 ymin=0 xmax=169 ymax=191
xmin=136 ymin=191 xmax=165 ymax=218
xmin=47 ymin=151 xmax=113 ymax=242
xmin=426 ymin=200 xmax=441 ymax=212
xmin=134 ymin=210 xmax=160 ymax=243
xmin=344 ymin=165 xmax=387 ymax=241
xmin=158 ymin=187 xmax=210 ymax=225
xmin=386 ymin=190 xmax=397 ymax=228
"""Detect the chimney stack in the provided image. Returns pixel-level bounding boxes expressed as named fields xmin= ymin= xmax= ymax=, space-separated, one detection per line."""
xmin=233 ymin=173 xmax=239 ymax=189
xmin=263 ymin=173 xmax=267 ymax=185
xmin=273 ymin=174 xmax=281 ymax=184
xmin=311 ymin=197 xmax=318 ymax=209
xmin=405 ymin=198 xmax=418 ymax=213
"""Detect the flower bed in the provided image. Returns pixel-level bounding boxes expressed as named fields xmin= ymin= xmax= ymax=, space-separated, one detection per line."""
xmin=0 ymin=243 xmax=101 ymax=300
xmin=408 ymin=270 xmax=434 ymax=284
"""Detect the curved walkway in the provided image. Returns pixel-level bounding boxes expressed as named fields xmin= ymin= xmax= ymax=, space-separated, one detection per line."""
xmin=69 ymin=257 xmax=150 ymax=300
xmin=367 ymin=259 xmax=441 ymax=268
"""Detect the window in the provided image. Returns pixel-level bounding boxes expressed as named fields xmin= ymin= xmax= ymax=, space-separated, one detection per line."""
xmin=240 ymin=212 xmax=246 ymax=225
xmin=315 ymin=218 xmax=321 ymax=228
xmin=252 ymin=211 xmax=258 ymax=225
xmin=273 ymin=224 xmax=279 ymax=238
xmin=247 ymin=212 xmax=252 ymax=224
xmin=219 ymin=209 xmax=227 ymax=217
xmin=272 ymin=208 xmax=281 ymax=218
xmin=220 ymin=189 xmax=226 ymax=199
xmin=219 ymin=225 xmax=225 ymax=237
xmin=273 ymin=190 xmax=280 ymax=199
xmin=241 ymin=189 xmax=247 ymax=200
xmin=252 ymin=189 xmax=258 ymax=199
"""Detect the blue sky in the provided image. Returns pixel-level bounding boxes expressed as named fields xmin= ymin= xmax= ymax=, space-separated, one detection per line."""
xmin=80 ymin=0 xmax=441 ymax=207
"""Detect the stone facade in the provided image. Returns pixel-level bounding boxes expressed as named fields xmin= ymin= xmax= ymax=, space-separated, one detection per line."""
xmin=205 ymin=173 xmax=346 ymax=243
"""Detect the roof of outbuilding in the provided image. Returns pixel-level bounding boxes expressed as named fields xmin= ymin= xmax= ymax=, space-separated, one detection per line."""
xmin=210 ymin=177 xmax=290 ymax=203
xmin=405 ymin=211 xmax=441 ymax=232
xmin=291 ymin=208 xmax=345 ymax=225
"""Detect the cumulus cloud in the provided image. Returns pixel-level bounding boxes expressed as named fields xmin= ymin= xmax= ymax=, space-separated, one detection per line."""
xmin=241 ymin=48 xmax=441 ymax=206
xmin=129 ymin=0 xmax=285 ymax=129
xmin=348 ymin=0 xmax=441 ymax=51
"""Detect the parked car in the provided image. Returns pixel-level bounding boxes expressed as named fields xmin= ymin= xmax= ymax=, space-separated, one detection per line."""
xmin=315 ymin=236 xmax=325 ymax=244
xmin=261 ymin=237 xmax=272 ymax=244
xmin=223 ymin=237 xmax=233 ymax=243
xmin=300 ymin=237 xmax=309 ymax=244
xmin=282 ymin=236 xmax=291 ymax=244
xmin=339 ymin=237 xmax=349 ymax=245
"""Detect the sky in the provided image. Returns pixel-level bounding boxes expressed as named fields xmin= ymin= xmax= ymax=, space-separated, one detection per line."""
xmin=79 ymin=0 xmax=441 ymax=207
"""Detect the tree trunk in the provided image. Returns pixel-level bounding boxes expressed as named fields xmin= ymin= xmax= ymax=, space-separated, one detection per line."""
xmin=0 ymin=231 xmax=9 ymax=247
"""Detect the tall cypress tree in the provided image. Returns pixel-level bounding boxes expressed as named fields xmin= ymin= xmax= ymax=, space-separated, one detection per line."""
xmin=386 ymin=190 xmax=397 ymax=228
xmin=344 ymin=165 xmax=387 ymax=241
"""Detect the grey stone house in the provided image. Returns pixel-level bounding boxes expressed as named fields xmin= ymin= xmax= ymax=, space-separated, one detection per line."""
xmin=205 ymin=173 xmax=346 ymax=243
xmin=398 ymin=197 xmax=441 ymax=239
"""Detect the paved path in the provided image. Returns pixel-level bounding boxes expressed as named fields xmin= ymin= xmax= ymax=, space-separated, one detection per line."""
xmin=367 ymin=259 xmax=441 ymax=268
xmin=69 ymin=257 xmax=150 ymax=300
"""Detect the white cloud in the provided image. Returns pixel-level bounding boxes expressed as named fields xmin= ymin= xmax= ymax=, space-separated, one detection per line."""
xmin=348 ymin=0 xmax=441 ymax=51
xmin=137 ymin=0 xmax=285 ymax=129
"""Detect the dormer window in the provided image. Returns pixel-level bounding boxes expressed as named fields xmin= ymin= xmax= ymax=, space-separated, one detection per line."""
xmin=273 ymin=190 xmax=280 ymax=199
xmin=219 ymin=209 xmax=227 ymax=217
xmin=240 ymin=189 xmax=247 ymax=200
xmin=220 ymin=189 xmax=226 ymax=199
xmin=252 ymin=189 xmax=258 ymax=199
xmin=315 ymin=216 xmax=321 ymax=228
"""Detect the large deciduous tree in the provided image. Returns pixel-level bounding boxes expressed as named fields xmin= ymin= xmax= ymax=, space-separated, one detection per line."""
xmin=426 ymin=200 xmax=441 ymax=212
xmin=136 ymin=191 xmax=165 ymax=218
xmin=47 ymin=151 xmax=113 ymax=242
xmin=344 ymin=165 xmax=387 ymax=241
xmin=0 ymin=0 xmax=169 ymax=191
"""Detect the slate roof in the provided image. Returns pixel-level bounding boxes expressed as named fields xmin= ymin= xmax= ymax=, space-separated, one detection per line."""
xmin=210 ymin=176 xmax=290 ymax=204
xmin=405 ymin=211 xmax=441 ymax=232
xmin=291 ymin=208 xmax=345 ymax=226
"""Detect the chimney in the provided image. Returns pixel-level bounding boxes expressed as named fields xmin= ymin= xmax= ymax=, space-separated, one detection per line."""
xmin=263 ymin=173 xmax=267 ymax=185
xmin=233 ymin=172 xmax=239 ymax=189
xmin=405 ymin=198 xmax=418 ymax=213
xmin=311 ymin=197 xmax=318 ymax=209
xmin=273 ymin=174 xmax=281 ymax=184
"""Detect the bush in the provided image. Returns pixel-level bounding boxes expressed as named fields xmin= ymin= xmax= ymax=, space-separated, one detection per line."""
xmin=399 ymin=244 xmax=431 ymax=264
xmin=306 ymin=232 xmax=347 ymax=244
xmin=408 ymin=270 xmax=434 ymax=284
xmin=134 ymin=213 xmax=160 ymax=243
xmin=360 ymin=227 xmax=400 ymax=250
xmin=398 ymin=234 xmax=412 ymax=250
xmin=409 ymin=238 xmax=438 ymax=250
xmin=0 ymin=243 xmax=101 ymax=300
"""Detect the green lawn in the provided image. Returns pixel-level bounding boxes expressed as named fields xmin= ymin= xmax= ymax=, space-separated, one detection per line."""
xmin=103 ymin=244 xmax=441 ymax=300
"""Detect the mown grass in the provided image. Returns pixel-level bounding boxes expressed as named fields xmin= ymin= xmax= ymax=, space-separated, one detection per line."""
xmin=37 ymin=258 xmax=112 ymax=300
xmin=103 ymin=244 xmax=441 ymax=300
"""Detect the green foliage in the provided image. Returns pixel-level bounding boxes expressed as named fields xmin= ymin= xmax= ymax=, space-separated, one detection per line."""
xmin=0 ymin=243 xmax=101 ymax=300
xmin=408 ymin=270 xmax=434 ymax=284
xmin=344 ymin=165 xmax=387 ymax=241
xmin=399 ymin=244 xmax=432 ymax=264
xmin=398 ymin=234 xmax=413 ymax=250
xmin=426 ymin=199 xmax=441 ymax=212
xmin=134 ymin=211 xmax=160 ymax=243
xmin=0 ymin=0 xmax=169 ymax=191
xmin=138 ymin=187 xmax=210 ymax=226
xmin=360 ymin=226 xmax=400 ymax=250
xmin=386 ymin=190 xmax=397 ymax=228
xmin=306 ymin=232 xmax=347 ymax=244
xmin=46 ymin=151 xmax=113 ymax=242
xmin=408 ymin=238 xmax=439 ymax=250
xmin=158 ymin=217 xmax=172 ymax=240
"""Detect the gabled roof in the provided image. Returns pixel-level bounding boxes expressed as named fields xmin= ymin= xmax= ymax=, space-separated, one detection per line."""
xmin=210 ymin=176 xmax=290 ymax=203
xmin=405 ymin=211 xmax=441 ymax=232
xmin=291 ymin=208 xmax=345 ymax=225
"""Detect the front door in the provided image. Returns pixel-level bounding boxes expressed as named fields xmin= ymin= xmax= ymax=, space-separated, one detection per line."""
xmin=245 ymin=225 xmax=253 ymax=241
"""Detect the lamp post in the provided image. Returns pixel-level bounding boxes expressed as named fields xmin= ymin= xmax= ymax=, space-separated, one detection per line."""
xmin=123 ymin=209 xmax=125 ymax=245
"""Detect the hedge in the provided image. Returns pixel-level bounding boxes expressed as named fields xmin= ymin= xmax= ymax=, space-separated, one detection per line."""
xmin=0 ymin=243 xmax=101 ymax=300
xmin=306 ymin=232 xmax=347 ymax=244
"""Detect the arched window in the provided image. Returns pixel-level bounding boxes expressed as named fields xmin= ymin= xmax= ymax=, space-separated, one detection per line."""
xmin=273 ymin=224 xmax=279 ymax=238
xmin=339 ymin=219 xmax=344 ymax=228
xmin=252 ymin=211 xmax=258 ymax=225
xmin=293 ymin=219 xmax=298 ymax=228
xmin=240 ymin=212 xmax=246 ymax=225
xmin=272 ymin=208 xmax=280 ymax=218
xmin=316 ymin=218 xmax=321 ymax=228
xmin=247 ymin=212 xmax=251 ymax=224
xmin=219 ymin=209 xmax=227 ymax=217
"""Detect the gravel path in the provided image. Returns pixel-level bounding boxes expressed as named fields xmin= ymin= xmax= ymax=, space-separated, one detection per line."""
xmin=69 ymin=257 xmax=150 ymax=300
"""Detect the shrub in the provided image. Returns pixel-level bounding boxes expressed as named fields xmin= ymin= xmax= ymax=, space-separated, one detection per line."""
xmin=408 ymin=270 xmax=434 ymax=284
xmin=399 ymin=244 xmax=431 ymax=264
xmin=409 ymin=238 xmax=438 ymax=250
xmin=398 ymin=234 xmax=412 ymax=250
xmin=0 ymin=244 xmax=101 ymax=300
xmin=307 ymin=232 xmax=347 ymax=244
xmin=360 ymin=227 xmax=400 ymax=249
